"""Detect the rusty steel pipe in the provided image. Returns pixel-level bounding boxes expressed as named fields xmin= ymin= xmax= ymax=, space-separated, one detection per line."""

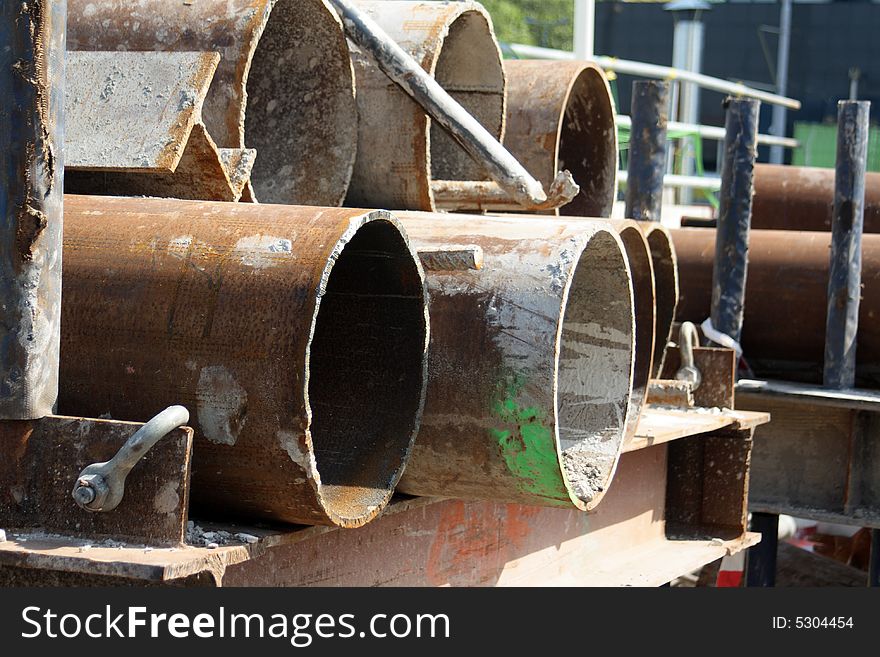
xmin=331 ymin=0 xmax=575 ymax=210
xmin=752 ymin=164 xmax=880 ymax=233
xmin=398 ymin=213 xmax=636 ymax=510
xmin=58 ymin=196 xmax=429 ymax=527
xmin=67 ymin=0 xmax=358 ymax=207
xmin=491 ymin=216 xmax=655 ymax=439
xmin=474 ymin=60 xmax=619 ymax=217
xmin=343 ymin=1 xmax=506 ymax=211
xmin=0 ymin=0 xmax=65 ymax=419
xmin=643 ymin=223 xmax=679 ymax=377
xmin=672 ymin=227 xmax=880 ymax=384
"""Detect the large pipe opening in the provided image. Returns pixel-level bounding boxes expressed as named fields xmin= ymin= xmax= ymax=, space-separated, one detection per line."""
xmin=307 ymin=220 xmax=428 ymax=525
xmin=430 ymin=10 xmax=505 ymax=183
xmin=558 ymin=66 xmax=618 ymax=217
xmin=245 ymin=0 xmax=357 ymax=206
xmin=557 ymin=231 xmax=634 ymax=508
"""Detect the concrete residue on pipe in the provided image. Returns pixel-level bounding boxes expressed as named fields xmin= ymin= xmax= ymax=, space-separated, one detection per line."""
xmin=58 ymin=197 xmax=430 ymax=527
xmin=397 ymin=213 xmax=635 ymax=511
xmin=0 ymin=0 xmax=65 ymax=419
xmin=67 ymin=0 xmax=358 ymax=206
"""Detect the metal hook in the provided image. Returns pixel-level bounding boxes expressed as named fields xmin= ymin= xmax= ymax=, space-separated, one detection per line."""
xmin=675 ymin=321 xmax=702 ymax=390
xmin=72 ymin=406 xmax=190 ymax=513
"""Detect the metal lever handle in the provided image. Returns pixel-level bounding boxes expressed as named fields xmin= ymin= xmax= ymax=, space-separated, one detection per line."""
xmin=675 ymin=321 xmax=702 ymax=390
xmin=72 ymin=406 xmax=190 ymax=513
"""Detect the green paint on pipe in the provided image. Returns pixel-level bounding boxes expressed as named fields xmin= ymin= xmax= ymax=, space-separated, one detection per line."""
xmin=491 ymin=373 xmax=569 ymax=503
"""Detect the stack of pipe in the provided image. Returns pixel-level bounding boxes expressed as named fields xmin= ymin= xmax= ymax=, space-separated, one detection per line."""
xmin=17 ymin=1 xmax=669 ymax=528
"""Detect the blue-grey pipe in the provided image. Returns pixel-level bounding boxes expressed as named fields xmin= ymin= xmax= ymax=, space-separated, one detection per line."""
xmin=824 ymin=100 xmax=871 ymax=390
xmin=625 ymin=80 xmax=669 ymax=223
xmin=0 ymin=0 xmax=65 ymax=419
xmin=709 ymin=97 xmax=760 ymax=347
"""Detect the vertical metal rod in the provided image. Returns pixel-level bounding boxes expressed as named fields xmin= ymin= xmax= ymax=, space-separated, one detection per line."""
xmin=708 ymin=98 xmax=760 ymax=346
xmin=870 ymin=528 xmax=880 ymax=587
xmin=625 ymin=80 xmax=669 ymax=223
xmin=769 ymin=0 xmax=792 ymax=165
xmin=573 ymin=0 xmax=595 ymax=60
xmin=0 ymin=0 xmax=66 ymax=419
xmin=824 ymin=101 xmax=870 ymax=390
xmin=746 ymin=512 xmax=779 ymax=587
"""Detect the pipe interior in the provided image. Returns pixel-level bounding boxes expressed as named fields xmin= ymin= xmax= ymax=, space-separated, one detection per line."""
xmin=245 ymin=0 xmax=357 ymax=206
xmin=430 ymin=10 xmax=505 ymax=182
xmin=556 ymin=231 xmax=634 ymax=506
xmin=558 ymin=67 xmax=618 ymax=217
xmin=307 ymin=220 xmax=427 ymax=523
xmin=647 ymin=229 xmax=679 ymax=377
xmin=618 ymin=227 xmax=655 ymax=424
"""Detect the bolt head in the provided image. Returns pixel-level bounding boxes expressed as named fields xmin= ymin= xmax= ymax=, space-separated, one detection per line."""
xmin=73 ymin=483 xmax=96 ymax=507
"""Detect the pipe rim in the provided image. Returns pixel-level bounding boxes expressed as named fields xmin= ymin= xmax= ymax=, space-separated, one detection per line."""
xmin=645 ymin=225 xmax=680 ymax=378
xmin=554 ymin=227 xmax=635 ymax=511
xmin=426 ymin=4 xmax=507 ymax=199
xmin=303 ymin=211 xmax=429 ymax=527
xmin=616 ymin=224 xmax=657 ymax=439
xmin=557 ymin=62 xmax=619 ymax=218
xmin=244 ymin=0 xmax=358 ymax=206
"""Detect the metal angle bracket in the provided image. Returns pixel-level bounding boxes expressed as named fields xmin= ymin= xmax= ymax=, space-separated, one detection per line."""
xmin=0 ymin=415 xmax=193 ymax=546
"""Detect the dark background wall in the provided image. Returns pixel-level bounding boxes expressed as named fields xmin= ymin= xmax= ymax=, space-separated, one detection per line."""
xmin=595 ymin=2 xmax=880 ymax=164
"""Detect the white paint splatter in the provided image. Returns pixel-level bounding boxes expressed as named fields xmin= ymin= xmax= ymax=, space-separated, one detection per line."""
xmin=234 ymin=234 xmax=294 ymax=269
xmin=153 ymin=481 xmax=180 ymax=514
xmin=196 ymin=366 xmax=248 ymax=446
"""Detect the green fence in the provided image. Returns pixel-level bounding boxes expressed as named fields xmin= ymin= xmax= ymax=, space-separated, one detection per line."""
xmin=793 ymin=122 xmax=880 ymax=171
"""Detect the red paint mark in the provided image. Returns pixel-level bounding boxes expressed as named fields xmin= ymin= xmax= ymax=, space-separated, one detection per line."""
xmin=426 ymin=501 xmax=543 ymax=586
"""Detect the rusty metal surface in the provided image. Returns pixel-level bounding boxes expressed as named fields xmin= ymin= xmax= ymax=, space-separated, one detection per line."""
xmin=0 ymin=409 xmax=761 ymax=586
xmin=65 ymin=51 xmax=218 ymax=172
xmin=57 ymin=195 xmax=429 ymax=527
xmin=642 ymin=223 xmax=679 ymax=378
xmin=740 ymin=395 xmax=880 ymax=529
xmin=0 ymin=416 xmax=192 ymax=545
xmin=397 ymin=213 xmax=635 ymax=511
xmin=67 ymin=0 xmax=357 ymax=206
xmin=672 ymin=227 xmax=880 ymax=385
xmin=752 ymin=164 xmax=880 ymax=233
xmin=67 ymin=123 xmax=243 ymax=202
xmin=0 ymin=0 xmax=65 ymax=419
xmin=666 ymin=428 xmax=753 ymax=541
xmin=65 ymin=51 xmax=253 ymax=201
xmin=496 ymin=60 xmax=618 ymax=217
xmin=344 ymin=1 xmax=506 ymax=211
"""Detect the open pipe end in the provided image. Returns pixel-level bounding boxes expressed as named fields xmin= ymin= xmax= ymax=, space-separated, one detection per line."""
xmin=245 ymin=0 xmax=358 ymax=206
xmin=305 ymin=212 xmax=429 ymax=527
xmin=557 ymin=65 xmax=619 ymax=218
xmin=556 ymin=229 xmax=635 ymax=511
xmin=429 ymin=6 xmax=506 ymax=185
